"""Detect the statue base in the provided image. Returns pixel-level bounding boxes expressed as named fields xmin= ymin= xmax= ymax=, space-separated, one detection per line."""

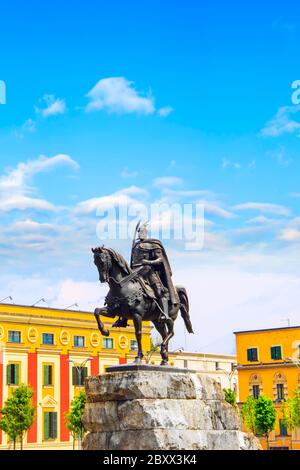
xmin=82 ymin=368 xmax=261 ymax=450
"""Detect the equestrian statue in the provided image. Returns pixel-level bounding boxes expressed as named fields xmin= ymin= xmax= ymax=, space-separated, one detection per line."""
xmin=92 ymin=222 xmax=194 ymax=365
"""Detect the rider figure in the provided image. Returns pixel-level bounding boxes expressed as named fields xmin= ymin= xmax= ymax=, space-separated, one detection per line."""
xmin=131 ymin=222 xmax=178 ymax=322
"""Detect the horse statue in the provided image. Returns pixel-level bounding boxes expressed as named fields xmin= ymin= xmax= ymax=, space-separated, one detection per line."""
xmin=92 ymin=245 xmax=194 ymax=365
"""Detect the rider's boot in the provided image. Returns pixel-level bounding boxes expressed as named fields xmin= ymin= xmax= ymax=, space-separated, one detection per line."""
xmin=159 ymin=295 xmax=170 ymax=322
xmin=112 ymin=317 xmax=128 ymax=328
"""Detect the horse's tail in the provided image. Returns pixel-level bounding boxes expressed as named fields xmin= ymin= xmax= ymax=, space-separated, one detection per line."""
xmin=176 ymin=286 xmax=194 ymax=334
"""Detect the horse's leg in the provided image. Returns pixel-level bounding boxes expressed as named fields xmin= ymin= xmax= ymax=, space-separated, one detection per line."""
xmin=94 ymin=308 xmax=110 ymax=337
xmin=153 ymin=319 xmax=169 ymax=365
xmin=132 ymin=313 xmax=143 ymax=363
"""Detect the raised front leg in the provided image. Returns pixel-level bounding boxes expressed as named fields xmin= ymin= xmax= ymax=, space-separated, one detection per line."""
xmin=94 ymin=307 xmax=111 ymax=337
xmin=132 ymin=314 xmax=143 ymax=363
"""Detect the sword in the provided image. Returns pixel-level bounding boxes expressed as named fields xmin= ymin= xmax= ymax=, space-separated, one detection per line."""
xmin=130 ymin=220 xmax=141 ymax=268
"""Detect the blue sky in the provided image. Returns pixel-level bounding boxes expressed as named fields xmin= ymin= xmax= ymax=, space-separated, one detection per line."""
xmin=1 ymin=1 xmax=300 ymax=354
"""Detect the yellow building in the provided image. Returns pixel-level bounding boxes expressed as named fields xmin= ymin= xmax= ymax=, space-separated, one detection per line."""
xmin=235 ymin=325 xmax=300 ymax=450
xmin=0 ymin=302 xmax=151 ymax=450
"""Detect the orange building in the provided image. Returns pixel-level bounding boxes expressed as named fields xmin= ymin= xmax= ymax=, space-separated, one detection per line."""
xmin=235 ymin=325 xmax=300 ymax=450
xmin=0 ymin=302 xmax=151 ymax=449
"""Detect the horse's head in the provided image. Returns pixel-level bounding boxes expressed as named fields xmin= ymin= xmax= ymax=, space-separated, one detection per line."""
xmin=92 ymin=246 xmax=112 ymax=283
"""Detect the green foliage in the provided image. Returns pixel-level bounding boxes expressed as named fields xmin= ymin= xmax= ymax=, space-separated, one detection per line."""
xmin=281 ymin=390 xmax=300 ymax=448
xmin=254 ymin=395 xmax=276 ymax=448
xmin=241 ymin=396 xmax=257 ymax=434
xmin=0 ymin=385 xmax=35 ymax=450
xmin=65 ymin=391 xmax=87 ymax=448
xmin=223 ymin=388 xmax=237 ymax=408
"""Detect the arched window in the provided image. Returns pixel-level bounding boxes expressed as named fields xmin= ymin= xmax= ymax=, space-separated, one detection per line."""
xmin=273 ymin=372 xmax=288 ymax=402
xmin=249 ymin=374 xmax=263 ymax=399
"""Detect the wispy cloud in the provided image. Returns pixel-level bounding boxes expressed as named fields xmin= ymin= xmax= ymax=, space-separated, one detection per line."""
xmin=260 ymin=105 xmax=300 ymax=137
xmin=120 ymin=167 xmax=138 ymax=179
xmin=234 ymin=202 xmax=291 ymax=217
xmin=157 ymin=106 xmax=173 ymax=117
xmin=35 ymin=94 xmax=67 ymax=117
xmin=0 ymin=154 xmax=79 ymax=212
xmin=75 ymin=186 xmax=148 ymax=215
xmin=222 ymin=159 xmax=241 ymax=169
xmin=153 ymin=176 xmax=183 ymax=188
xmin=278 ymin=228 xmax=300 ymax=242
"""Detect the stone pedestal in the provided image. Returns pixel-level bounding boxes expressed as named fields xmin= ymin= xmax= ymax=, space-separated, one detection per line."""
xmin=82 ymin=365 xmax=261 ymax=450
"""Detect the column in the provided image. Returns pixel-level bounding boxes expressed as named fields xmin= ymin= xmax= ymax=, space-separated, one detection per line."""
xmin=27 ymin=352 xmax=38 ymax=443
xmin=60 ymin=354 xmax=70 ymax=442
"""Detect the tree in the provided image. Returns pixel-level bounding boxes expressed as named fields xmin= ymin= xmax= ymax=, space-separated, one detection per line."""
xmin=145 ymin=337 xmax=161 ymax=364
xmin=223 ymin=388 xmax=237 ymax=409
xmin=65 ymin=391 xmax=87 ymax=449
xmin=254 ymin=395 xmax=276 ymax=450
xmin=281 ymin=390 xmax=300 ymax=450
xmin=241 ymin=396 xmax=257 ymax=434
xmin=281 ymin=398 xmax=294 ymax=449
xmin=0 ymin=385 xmax=35 ymax=450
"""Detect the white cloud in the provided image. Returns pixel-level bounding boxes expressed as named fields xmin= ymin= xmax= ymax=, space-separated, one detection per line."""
xmin=120 ymin=167 xmax=138 ymax=179
xmin=204 ymin=202 xmax=235 ymax=219
xmin=260 ymin=105 xmax=300 ymax=137
xmin=157 ymin=106 xmax=173 ymax=117
xmin=154 ymin=176 xmax=183 ymax=188
xmin=222 ymin=159 xmax=241 ymax=169
xmin=35 ymin=94 xmax=67 ymax=117
xmin=0 ymin=154 xmax=79 ymax=213
xmin=278 ymin=228 xmax=300 ymax=242
xmin=234 ymin=202 xmax=290 ymax=217
xmin=75 ymin=186 xmax=148 ymax=215
xmin=85 ymin=77 xmax=155 ymax=115
xmin=0 ymin=195 xmax=56 ymax=213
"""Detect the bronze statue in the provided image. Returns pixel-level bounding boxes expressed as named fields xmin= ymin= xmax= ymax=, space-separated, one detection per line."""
xmin=92 ymin=222 xmax=194 ymax=365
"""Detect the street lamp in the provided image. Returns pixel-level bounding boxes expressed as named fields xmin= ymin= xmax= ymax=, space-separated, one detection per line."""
xmin=31 ymin=298 xmax=47 ymax=307
xmin=216 ymin=366 xmax=237 ymax=390
xmin=68 ymin=357 xmax=93 ymax=386
xmin=0 ymin=296 xmax=14 ymax=304
xmin=285 ymin=357 xmax=300 ymax=369
xmin=64 ymin=303 xmax=79 ymax=310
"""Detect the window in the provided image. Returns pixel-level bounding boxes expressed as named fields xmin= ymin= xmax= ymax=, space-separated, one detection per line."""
xmin=247 ymin=348 xmax=258 ymax=362
xmin=42 ymin=333 xmax=54 ymax=345
xmin=184 ymin=360 xmax=188 ymax=369
xmin=7 ymin=364 xmax=19 ymax=385
xmin=271 ymin=346 xmax=282 ymax=360
xmin=72 ymin=366 xmax=88 ymax=386
xmin=130 ymin=340 xmax=138 ymax=351
xmin=74 ymin=335 xmax=85 ymax=347
xmin=276 ymin=383 xmax=284 ymax=401
xmin=8 ymin=330 xmax=21 ymax=343
xmin=215 ymin=362 xmax=219 ymax=370
xmin=252 ymin=384 xmax=260 ymax=399
xmin=43 ymin=365 xmax=53 ymax=386
xmin=279 ymin=419 xmax=288 ymax=436
xmin=103 ymin=338 xmax=113 ymax=349
xmin=44 ymin=412 xmax=57 ymax=440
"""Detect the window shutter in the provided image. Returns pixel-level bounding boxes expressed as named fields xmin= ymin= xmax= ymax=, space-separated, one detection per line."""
xmin=52 ymin=412 xmax=57 ymax=439
xmin=247 ymin=349 xmax=251 ymax=361
xmin=44 ymin=412 xmax=50 ymax=440
xmin=277 ymin=347 xmax=282 ymax=360
xmin=43 ymin=365 xmax=48 ymax=386
xmin=49 ymin=365 xmax=53 ymax=385
xmin=72 ymin=367 xmax=77 ymax=386
xmin=271 ymin=347 xmax=275 ymax=359
xmin=82 ymin=367 xmax=88 ymax=381
xmin=7 ymin=364 xmax=11 ymax=385
xmin=14 ymin=364 xmax=19 ymax=385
